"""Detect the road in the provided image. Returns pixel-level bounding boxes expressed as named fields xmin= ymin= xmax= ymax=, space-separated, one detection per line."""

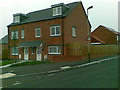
xmin=2 ymin=56 xmax=119 ymax=88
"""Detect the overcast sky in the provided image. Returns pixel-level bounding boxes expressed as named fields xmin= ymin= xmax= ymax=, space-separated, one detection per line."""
xmin=0 ymin=0 xmax=119 ymax=39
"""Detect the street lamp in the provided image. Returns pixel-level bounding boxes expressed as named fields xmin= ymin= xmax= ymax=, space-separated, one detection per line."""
xmin=87 ymin=6 xmax=93 ymax=62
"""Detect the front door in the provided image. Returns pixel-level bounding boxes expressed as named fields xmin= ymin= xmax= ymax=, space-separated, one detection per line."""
xmin=24 ymin=48 xmax=29 ymax=60
xmin=36 ymin=48 xmax=42 ymax=61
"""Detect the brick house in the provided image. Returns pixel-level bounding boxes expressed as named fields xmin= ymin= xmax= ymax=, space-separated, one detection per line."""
xmin=0 ymin=35 xmax=8 ymax=60
xmin=8 ymin=1 xmax=91 ymax=61
xmin=91 ymin=25 xmax=120 ymax=45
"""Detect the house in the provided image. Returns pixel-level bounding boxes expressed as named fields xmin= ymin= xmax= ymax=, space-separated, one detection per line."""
xmin=91 ymin=25 xmax=120 ymax=45
xmin=8 ymin=1 xmax=91 ymax=61
xmin=0 ymin=35 xmax=9 ymax=60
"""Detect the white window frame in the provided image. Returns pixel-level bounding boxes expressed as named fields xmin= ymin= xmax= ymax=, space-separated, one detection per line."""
xmin=14 ymin=16 xmax=20 ymax=23
xmin=53 ymin=7 xmax=62 ymax=16
xmin=11 ymin=47 xmax=18 ymax=55
xmin=11 ymin=30 xmax=18 ymax=40
xmin=21 ymin=29 xmax=24 ymax=39
xmin=48 ymin=46 xmax=61 ymax=54
xmin=50 ymin=25 xmax=61 ymax=36
xmin=11 ymin=31 xmax=14 ymax=39
xmin=72 ymin=26 xmax=77 ymax=37
xmin=35 ymin=27 xmax=41 ymax=38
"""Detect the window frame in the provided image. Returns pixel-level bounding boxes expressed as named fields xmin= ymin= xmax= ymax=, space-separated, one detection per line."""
xmin=48 ymin=46 xmax=61 ymax=55
xmin=14 ymin=16 xmax=20 ymax=23
xmin=35 ymin=27 xmax=41 ymax=38
xmin=72 ymin=26 xmax=77 ymax=37
xmin=11 ymin=47 xmax=19 ymax=56
xmin=50 ymin=25 xmax=61 ymax=36
xmin=11 ymin=30 xmax=18 ymax=40
xmin=53 ymin=7 xmax=62 ymax=16
xmin=21 ymin=29 xmax=24 ymax=39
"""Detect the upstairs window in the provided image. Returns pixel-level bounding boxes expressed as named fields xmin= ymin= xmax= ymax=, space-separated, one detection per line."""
xmin=35 ymin=27 xmax=41 ymax=37
xmin=11 ymin=30 xmax=18 ymax=39
xmin=53 ymin=7 xmax=62 ymax=16
xmin=72 ymin=26 xmax=77 ymax=37
xmin=13 ymin=16 xmax=20 ymax=23
xmin=21 ymin=29 xmax=24 ymax=39
xmin=50 ymin=25 xmax=60 ymax=36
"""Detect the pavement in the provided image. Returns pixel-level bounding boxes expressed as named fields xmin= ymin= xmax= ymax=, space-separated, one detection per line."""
xmin=1 ymin=55 xmax=119 ymax=78
xmin=1 ymin=55 xmax=119 ymax=88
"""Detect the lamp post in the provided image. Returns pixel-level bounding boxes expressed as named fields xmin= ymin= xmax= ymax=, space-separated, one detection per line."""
xmin=87 ymin=6 xmax=93 ymax=62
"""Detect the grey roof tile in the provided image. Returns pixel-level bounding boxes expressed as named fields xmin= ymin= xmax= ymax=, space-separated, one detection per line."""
xmin=0 ymin=35 xmax=8 ymax=44
xmin=8 ymin=2 xmax=79 ymax=26
xmin=18 ymin=41 xmax=42 ymax=47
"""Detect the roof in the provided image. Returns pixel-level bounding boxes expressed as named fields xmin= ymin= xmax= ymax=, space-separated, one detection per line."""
xmin=18 ymin=41 xmax=42 ymax=47
xmin=103 ymin=25 xmax=119 ymax=34
xmin=94 ymin=25 xmax=119 ymax=35
xmin=8 ymin=2 xmax=80 ymax=26
xmin=0 ymin=35 xmax=8 ymax=44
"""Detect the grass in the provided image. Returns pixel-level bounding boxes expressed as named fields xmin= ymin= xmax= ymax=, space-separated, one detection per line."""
xmin=1 ymin=60 xmax=18 ymax=66
xmin=0 ymin=60 xmax=52 ymax=67
xmin=0 ymin=61 xmax=2 ymax=66
xmin=11 ymin=61 xmax=52 ymax=67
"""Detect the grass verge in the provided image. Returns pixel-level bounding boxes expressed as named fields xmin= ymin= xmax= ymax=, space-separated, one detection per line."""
xmin=11 ymin=61 xmax=52 ymax=67
xmin=1 ymin=60 xmax=18 ymax=66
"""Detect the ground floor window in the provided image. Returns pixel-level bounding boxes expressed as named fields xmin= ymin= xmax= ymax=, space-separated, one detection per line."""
xmin=48 ymin=46 xmax=61 ymax=54
xmin=11 ymin=47 xmax=18 ymax=55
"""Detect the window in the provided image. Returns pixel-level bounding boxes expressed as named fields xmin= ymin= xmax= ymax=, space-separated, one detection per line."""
xmin=50 ymin=25 xmax=60 ymax=36
xmin=53 ymin=7 xmax=62 ymax=16
xmin=11 ymin=47 xmax=18 ymax=55
xmin=21 ymin=29 xmax=24 ymax=39
xmin=35 ymin=27 xmax=41 ymax=37
xmin=72 ymin=26 xmax=77 ymax=37
xmin=14 ymin=16 xmax=20 ymax=23
xmin=11 ymin=30 xmax=18 ymax=39
xmin=49 ymin=46 xmax=61 ymax=54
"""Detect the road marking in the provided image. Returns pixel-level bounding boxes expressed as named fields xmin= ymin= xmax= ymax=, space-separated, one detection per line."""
xmin=0 ymin=73 xmax=16 ymax=79
xmin=47 ymin=69 xmax=60 ymax=73
xmin=60 ymin=66 xmax=72 ymax=70
xmin=48 ymin=74 xmax=54 ymax=76
xmin=13 ymin=81 xmax=21 ymax=86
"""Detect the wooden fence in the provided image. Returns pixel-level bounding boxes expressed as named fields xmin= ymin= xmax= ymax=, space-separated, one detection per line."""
xmin=67 ymin=43 xmax=118 ymax=59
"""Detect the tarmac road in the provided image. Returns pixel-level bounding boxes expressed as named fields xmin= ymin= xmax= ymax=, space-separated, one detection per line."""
xmin=1 ymin=55 xmax=119 ymax=88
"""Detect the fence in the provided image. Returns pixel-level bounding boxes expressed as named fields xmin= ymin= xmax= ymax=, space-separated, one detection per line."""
xmin=0 ymin=49 xmax=9 ymax=60
xmin=67 ymin=43 xmax=118 ymax=59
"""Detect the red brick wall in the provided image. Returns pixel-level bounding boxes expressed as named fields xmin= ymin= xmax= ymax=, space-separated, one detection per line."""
xmin=8 ymin=18 xmax=64 ymax=60
xmin=64 ymin=2 xmax=90 ymax=45
xmin=8 ymin=2 xmax=90 ymax=62
xmin=91 ymin=26 xmax=117 ymax=44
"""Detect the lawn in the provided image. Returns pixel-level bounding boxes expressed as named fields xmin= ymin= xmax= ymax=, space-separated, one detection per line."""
xmin=0 ymin=60 xmax=19 ymax=66
xmin=0 ymin=60 xmax=52 ymax=67
xmin=0 ymin=61 xmax=2 ymax=66
xmin=11 ymin=61 xmax=52 ymax=67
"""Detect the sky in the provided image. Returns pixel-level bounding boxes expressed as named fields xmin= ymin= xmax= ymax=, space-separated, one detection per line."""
xmin=0 ymin=0 xmax=119 ymax=39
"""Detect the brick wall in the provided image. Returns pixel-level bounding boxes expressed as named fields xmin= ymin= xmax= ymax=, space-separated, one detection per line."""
xmin=91 ymin=26 xmax=117 ymax=44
